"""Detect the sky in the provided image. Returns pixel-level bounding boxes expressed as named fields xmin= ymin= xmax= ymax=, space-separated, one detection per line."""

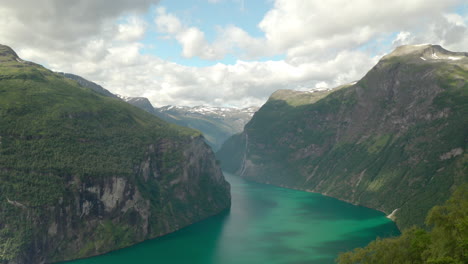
xmin=0 ymin=0 xmax=467 ymax=108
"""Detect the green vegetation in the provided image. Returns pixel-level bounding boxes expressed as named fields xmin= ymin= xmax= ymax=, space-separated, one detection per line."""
xmin=269 ymin=89 xmax=333 ymax=106
xmin=337 ymin=185 xmax=468 ymax=264
xmin=0 ymin=44 xmax=230 ymax=263
xmin=153 ymin=106 xmax=255 ymax=151
xmin=77 ymin=221 xmax=135 ymax=259
xmin=218 ymin=45 xmax=468 ymax=229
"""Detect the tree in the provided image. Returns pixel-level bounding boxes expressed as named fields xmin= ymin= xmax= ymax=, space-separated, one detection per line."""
xmin=336 ymin=185 xmax=468 ymax=264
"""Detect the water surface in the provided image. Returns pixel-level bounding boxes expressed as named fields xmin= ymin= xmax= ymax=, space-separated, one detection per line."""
xmin=65 ymin=173 xmax=399 ymax=264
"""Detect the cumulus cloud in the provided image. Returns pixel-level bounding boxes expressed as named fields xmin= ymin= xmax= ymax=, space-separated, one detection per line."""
xmin=116 ymin=17 xmax=147 ymax=42
xmin=155 ymin=7 xmax=224 ymax=60
xmin=0 ymin=0 xmax=467 ymax=108
xmin=388 ymin=12 xmax=468 ymax=52
xmin=0 ymin=0 xmax=160 ymax=51
xmin=257 ymin=0 xmax=466 ymax=63
xmin=75 ymin=49 xmax=376 ymax=108
xmin=154 ymin=0 xmax=467 ymax=62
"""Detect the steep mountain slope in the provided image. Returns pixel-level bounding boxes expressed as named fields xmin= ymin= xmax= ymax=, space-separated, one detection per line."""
xmin=118 ymin=96 xmax=158 ymax=114
xmin=119 ymin=93 xmax=257 ymax=151
xmin=0 ymin=44 xmax=230 ymax=263
xmin=217 ymin=44 xmax=468 ymax=229
xmin=155 ymin=105 xmax=258 ymax=151
xmin=56 ymin=73 xmax=257 ymax=152
xmin=57 ymin=72 xmax=118 ymax=98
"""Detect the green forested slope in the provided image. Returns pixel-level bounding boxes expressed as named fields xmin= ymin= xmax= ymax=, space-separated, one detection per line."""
xmin=218 ymin=44 xmax=468 ymax=229
xmin=337 ymin=185 xmax=467 ymax=264
xmin=0 ymin=44 xmax=230 ymax=263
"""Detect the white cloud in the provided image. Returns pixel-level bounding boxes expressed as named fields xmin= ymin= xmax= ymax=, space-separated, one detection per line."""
xmin=0 ymin=0 xmax=467 ymax=109
xmin=0 ymin=0 xmax=160 ymax=51
xmin=155 ymin=8 xmax=225 ymax=60
xmin=116 ymin=17 xmax=147 ymax=42
xmin=153 ymin=0 xmax=466 ymax=62
xmin=387 ymin=12 xmax=468 ymax=52
xmin=155 ymin=7 xmax=183 ymax=34
xmin=258 ymin=0 xmax=464 ymax=61
xmin=392 ymin=31 xmax=413 ymax=47
xmin=70 ymin=48 xmax=376 ymax=108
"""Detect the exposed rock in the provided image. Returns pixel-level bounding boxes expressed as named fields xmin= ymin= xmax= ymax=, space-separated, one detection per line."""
xmin=0 ymin=44 xmax=231 ymax=264
xmin=439 ymin=148 xmax=463 ymax=160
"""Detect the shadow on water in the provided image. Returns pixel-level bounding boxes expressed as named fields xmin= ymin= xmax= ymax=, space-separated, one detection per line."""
xmin=64 ymin=172 xmax=399 ymax=264
xmin=294 ymin=194 xmax=387 ymax=221
xmin=63 ymin=208 xmax=231 ymax=264
xmin=309 ymin=221 xmax=400 ymax=256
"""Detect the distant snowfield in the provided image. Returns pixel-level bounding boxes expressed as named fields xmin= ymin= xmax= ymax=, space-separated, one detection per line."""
xmin=429 ymin=53 xmax=465 ymax=61
xmin=447 ymin=56 xmax=463 ymax=61
xmin=160 ymin=105 xmax=258 ymax=117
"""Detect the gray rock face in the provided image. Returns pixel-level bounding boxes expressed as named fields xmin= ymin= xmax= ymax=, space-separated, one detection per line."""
xmin=18 ymin=136 xmax=230 ymax=264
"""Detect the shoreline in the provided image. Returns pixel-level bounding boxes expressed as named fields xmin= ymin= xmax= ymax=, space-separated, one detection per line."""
xmin=231 ymin=173 xmax=401 ymax=231
xmin=54 ymin=206 xmax=231 ymax=264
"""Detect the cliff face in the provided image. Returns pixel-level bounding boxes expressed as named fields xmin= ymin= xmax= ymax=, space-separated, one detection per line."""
xmin=0 ymin=44 xmax=230 ymax=263
xmin=218 ymin=44 xmax=467 ymax=229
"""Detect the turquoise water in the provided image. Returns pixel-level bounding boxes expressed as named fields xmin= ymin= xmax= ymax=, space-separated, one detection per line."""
xmin=64 ymin=173 xmax=399 ymax=264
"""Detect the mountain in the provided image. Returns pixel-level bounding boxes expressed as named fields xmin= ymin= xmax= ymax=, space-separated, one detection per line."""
xmin=57 ymin=72 xmax=118 ymax=98
xmin=0 ymin=44 xmax=230 ymax=263
xmin=155 ymin=105 xmax=258 ymax=151
xmin=217 ymin=44 xmax=468 ymax=230
xmin=118 ymin=95 xmax=158 ymax=114
xmin=55 ymin=73 xmax=257 ymax=152
xmin=118 ymin=94 xmax=257 ymax=151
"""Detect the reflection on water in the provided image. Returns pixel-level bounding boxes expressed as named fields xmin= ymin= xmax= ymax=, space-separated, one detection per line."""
xmin=64 ymin=173 xmax=399 ymax=264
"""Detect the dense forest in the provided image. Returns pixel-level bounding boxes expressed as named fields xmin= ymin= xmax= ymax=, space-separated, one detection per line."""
xmin=337 ymin=185 xmax=467 ymax=264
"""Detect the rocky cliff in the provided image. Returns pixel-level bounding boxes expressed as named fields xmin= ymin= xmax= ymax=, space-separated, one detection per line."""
xmin=0 ymin=44 xmax=230 ymax=263
xmin=217 ymin=44 xmax=467 ymax=229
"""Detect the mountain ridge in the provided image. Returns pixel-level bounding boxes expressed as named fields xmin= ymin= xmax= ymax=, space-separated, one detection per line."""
xmin=117 ymin=93 xmax=258 ymax=151
xmin=0 ymin=44 xmax=231 ymax=263
xmin=217 ymin=44 xmax=468 ymax=230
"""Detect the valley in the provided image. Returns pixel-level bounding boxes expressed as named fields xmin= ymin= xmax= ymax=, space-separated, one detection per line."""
xmin=218 ymin=44 xmax=468 ymax=230
xmin=62 ymin=173 xmax=399 ymax=264
xmin=0 ymin=40 xmax=466 ymax=264
xmin=0 ymin=45 xmax=230 ymax=263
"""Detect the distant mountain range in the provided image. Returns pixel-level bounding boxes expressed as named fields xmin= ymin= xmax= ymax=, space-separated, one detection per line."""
xmin=50 ymin=75 xmax=258 ymax=152
xmin=117 ymin=95 xmax=258 ymax=151
xmin=217 ymin=44 xmax=468 ymax=230
xmin=154 ymin=105 xmax=258 ymax=151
